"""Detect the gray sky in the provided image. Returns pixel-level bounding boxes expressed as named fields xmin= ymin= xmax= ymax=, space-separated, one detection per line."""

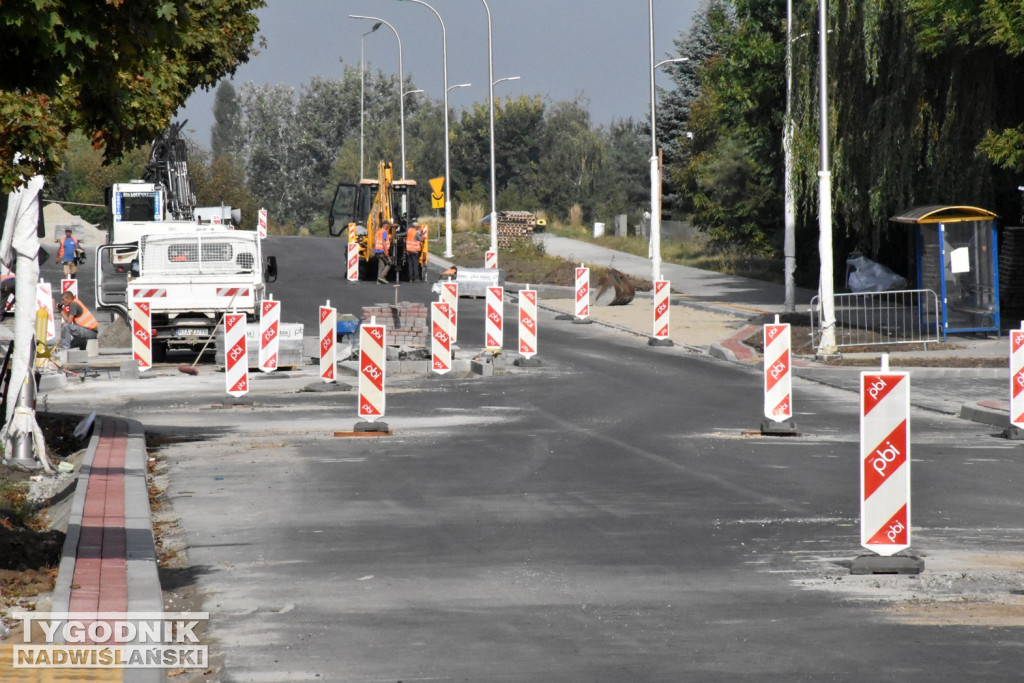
xmin=177 ymin=0 xmax=701 ymax=145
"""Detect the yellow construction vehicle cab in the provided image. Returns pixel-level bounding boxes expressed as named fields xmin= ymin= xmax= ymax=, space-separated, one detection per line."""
xmin=328 ymin=161 xmax=421 ymax=281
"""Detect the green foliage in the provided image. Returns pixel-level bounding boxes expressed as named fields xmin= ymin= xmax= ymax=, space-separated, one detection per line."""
xmin=0 ymin=0 xmax=263 ymax=193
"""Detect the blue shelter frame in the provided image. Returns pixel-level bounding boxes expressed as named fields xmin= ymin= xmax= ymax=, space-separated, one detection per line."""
xmin=891 ymin=205 xmax=1000 ymax=340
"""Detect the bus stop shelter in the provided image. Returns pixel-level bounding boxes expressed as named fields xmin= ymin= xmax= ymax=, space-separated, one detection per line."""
xmin=891 ymin=205 xmax=1000 ymax=338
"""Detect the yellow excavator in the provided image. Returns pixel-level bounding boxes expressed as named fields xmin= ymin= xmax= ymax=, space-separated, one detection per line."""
xmin=327 ymin=161 xmax=424 ymax=281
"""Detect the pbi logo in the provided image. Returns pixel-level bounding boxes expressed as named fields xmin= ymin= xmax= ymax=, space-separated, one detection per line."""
xmin=434 ymin=330 xmax=449 ymax=345
xmin=521 ymin=316 xmax=536 ymax=331
xmin=867 ymin=377 xmax=888 ymax=400
xmin=871 ymin=440 xmax=902 ymax=477
xmin=769 ymin=359 xmax=787 ymax=380
xmin=884 ymin=519 xmax=905 ymax=543
xmin=134 ymin=329 xmax=150 ymax=343
xmin=362 ymin=364 xmax=382 ymax=380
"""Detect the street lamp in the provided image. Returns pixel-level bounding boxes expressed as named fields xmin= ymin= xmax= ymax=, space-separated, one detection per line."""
xmin=359 ymin=22 xmax=381 ymax=180
xmin=485 ymin=75 xmax=520 ymax=251
xmin=479 ymin=0 xmax=499 ymax=255
xmin=783 ymin=0 xmax=797 ymax=313
xmin=648 ymin=0 xmax=688 ymax=282
xmin=394 ymin=0 xmax=460 ymax=258
xmin=815 ymin=0 xmax=837 ymax=355
xmin=350 ymin=15 xmax=409 ymax=178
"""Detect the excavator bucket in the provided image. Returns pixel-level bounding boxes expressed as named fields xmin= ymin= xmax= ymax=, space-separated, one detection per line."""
xmin=592 ymin=268 xmax=636 ymax=306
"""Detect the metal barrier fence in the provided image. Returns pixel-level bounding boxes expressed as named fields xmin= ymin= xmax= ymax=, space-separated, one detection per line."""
xmin=810 ymin=289 xmax=941 ymax=348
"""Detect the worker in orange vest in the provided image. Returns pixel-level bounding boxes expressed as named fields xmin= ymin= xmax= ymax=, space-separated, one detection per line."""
xmin=0 ymin=270 xmax=14 ymax=322
xmin=55 ymin=228 xmax=81 ymax=279
xmin=405 ymin=224 xmax=424 ymax=282
xmin=57 ymin=290 xmax=99 ymax=350
xmin=375 ymin=221 xmax=393 ymax=284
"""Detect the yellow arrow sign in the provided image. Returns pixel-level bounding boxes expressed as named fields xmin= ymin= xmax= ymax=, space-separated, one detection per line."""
xmin=429 ymin=176 xmax=445 ymax=209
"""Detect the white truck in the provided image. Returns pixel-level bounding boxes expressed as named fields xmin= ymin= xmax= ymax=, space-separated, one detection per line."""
xmin=94 ymin=122 xmax=277 ymax=360
xmin=95 ymin=226 xmax=277 ymax=360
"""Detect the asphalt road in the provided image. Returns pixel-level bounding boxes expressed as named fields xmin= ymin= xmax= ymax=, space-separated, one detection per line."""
xmin=40 ymin=236 xmax=1024 ymax=681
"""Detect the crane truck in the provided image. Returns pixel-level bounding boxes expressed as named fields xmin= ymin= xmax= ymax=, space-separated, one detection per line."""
xmin=327 ymin=161 xmax=425 ymax=281
xmin=94 ymin=122 xmax=277 ymax=360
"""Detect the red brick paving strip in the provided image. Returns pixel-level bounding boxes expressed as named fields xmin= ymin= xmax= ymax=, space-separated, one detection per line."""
xmin=68 ymin=419 xmax=129 ymax=644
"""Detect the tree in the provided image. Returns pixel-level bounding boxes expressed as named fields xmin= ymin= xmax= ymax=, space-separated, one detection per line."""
xmin=451 ymin=95 xmax=546 ymax=208
xmin=211 ymin=81 xmax=245 ymax=163
xmin=672 ymin=0 xmax=783 ymax=255
xmin=535 ymin=99 xmax=605 ymax=220
xmin=659 ymin=0 xmax=728 ymax=217
xmin=595 ymin=118 xmax=650 ymax=225
xmin=0 ymin=0 xmax=263 ymax=192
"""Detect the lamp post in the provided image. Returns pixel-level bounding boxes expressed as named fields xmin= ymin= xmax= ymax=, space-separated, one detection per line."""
xmin=395 ymin=0 xmax=461 ymax=258
xmin=815 ymin=0 xmax=837 ymax=355
xmin=485 ymin=75 xmax=520 ymax=251
xmin=444 ymin=82 xmax=471 ymax=255
xmin=359 ymin=22 xmax=381 ymax=180
xmin=649 ymin=0 xmax=688 ymax=282
xmin=783 ymin=0 xmax=797 ymax=313
xmin=350 ymin=15 xmax=408 ymax=178
xmin=479 ymin=0 xmax=499 ymax=255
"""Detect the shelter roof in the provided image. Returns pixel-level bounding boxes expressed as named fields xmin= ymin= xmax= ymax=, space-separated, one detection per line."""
xmin=890 ymin=205 xmax=997 ymax=224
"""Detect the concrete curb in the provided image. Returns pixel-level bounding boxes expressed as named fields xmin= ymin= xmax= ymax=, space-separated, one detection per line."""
xmin=958 ymin=401 xmax=1010 ymax=428
xmin=51 ymin=422 xmax=102 ymax=616
xmin=51 ymin=416 xmax=163 ymax=683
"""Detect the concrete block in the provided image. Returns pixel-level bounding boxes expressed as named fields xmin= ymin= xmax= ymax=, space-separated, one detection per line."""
xmin=513 ymin=357 xmax=543 ymax=368
xmin=120 ymin=360 xmax=140 ymax=379
xmin=760 ymin=419 xmax=798 ymax=436
xmin=37 ymin=373 xmax=67 ymax=392
xmin=66 ymin=349 xmax=88 ymax=364
xmin=86 ymin=339 xmax=99 ymax=357
xmin=850 ymin=554 xmax=924 ymax=575
xmin=470 ymin=359 xmax=494 ymax=376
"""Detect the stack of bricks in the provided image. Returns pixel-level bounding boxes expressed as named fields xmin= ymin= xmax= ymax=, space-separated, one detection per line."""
xmin=361 ymin=301 xmax=429 ymax=346
xmin=496 ymin=211 xmax=537 ymax=249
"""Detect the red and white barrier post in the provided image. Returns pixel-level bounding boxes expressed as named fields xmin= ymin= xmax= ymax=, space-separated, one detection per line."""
xmin=320 ymin=300 xmax=336 ymax=382
xmin=259 ymin=295 xmax=280 ymax=373
xmin=431 ymin=302 xmax=451 ymax=374
xmin=257 ymin=207 xmax=268 ymax=239
xmin=518 ymin=287 xmax=538 ymax=360
xmin=358 ymin=319 xmax=387 ymax=425
xmin=61 ymin=278 xmax=78 ymax=300
xmin=224 ymin=311 xmax=249 ymax=397
xmin=1007 ymin=325 xmax=1024 ymax=438
xmin=37 ymin=280 xmax=55 ymax=341
xmin=858 ymin=358 xmax=913 ymax=563
xmin=347 ymin=242 xmax=359 ymax=282
xmin=761 ymin=315 xmax=795 ymax=434
xmin=441 ymin=282 xmax=458 ymax=342
xmin=485 ymin=286 xmax=503 ymax=351
xmin=485 ymin=250 xmax=497 ymax=270
xmin=652 ymin=279 xmax=670 ymax=341
xmin=131 ymin=299 xmax=152 ymax=371
xmin=574 ymin=264 xmax=590 ymax=320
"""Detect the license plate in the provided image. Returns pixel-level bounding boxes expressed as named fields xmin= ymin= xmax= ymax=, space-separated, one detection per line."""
xmin=175 ymin=328 xmax=211 ymax=337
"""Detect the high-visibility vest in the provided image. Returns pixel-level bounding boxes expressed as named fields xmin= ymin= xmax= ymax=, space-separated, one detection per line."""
xmin=374 ymin=226 xmax=390 ymax=253
xmin=406 ymin=227 xmax=422 ymax=253
xmin=68 ymin=298 xmax=98 ymax=330
xmin=58 ymin=235 xmax=79 ymax=261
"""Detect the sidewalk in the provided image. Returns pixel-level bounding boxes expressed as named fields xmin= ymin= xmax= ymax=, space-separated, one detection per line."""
xmin=2 ymin=417 xmax=163 ymax=682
